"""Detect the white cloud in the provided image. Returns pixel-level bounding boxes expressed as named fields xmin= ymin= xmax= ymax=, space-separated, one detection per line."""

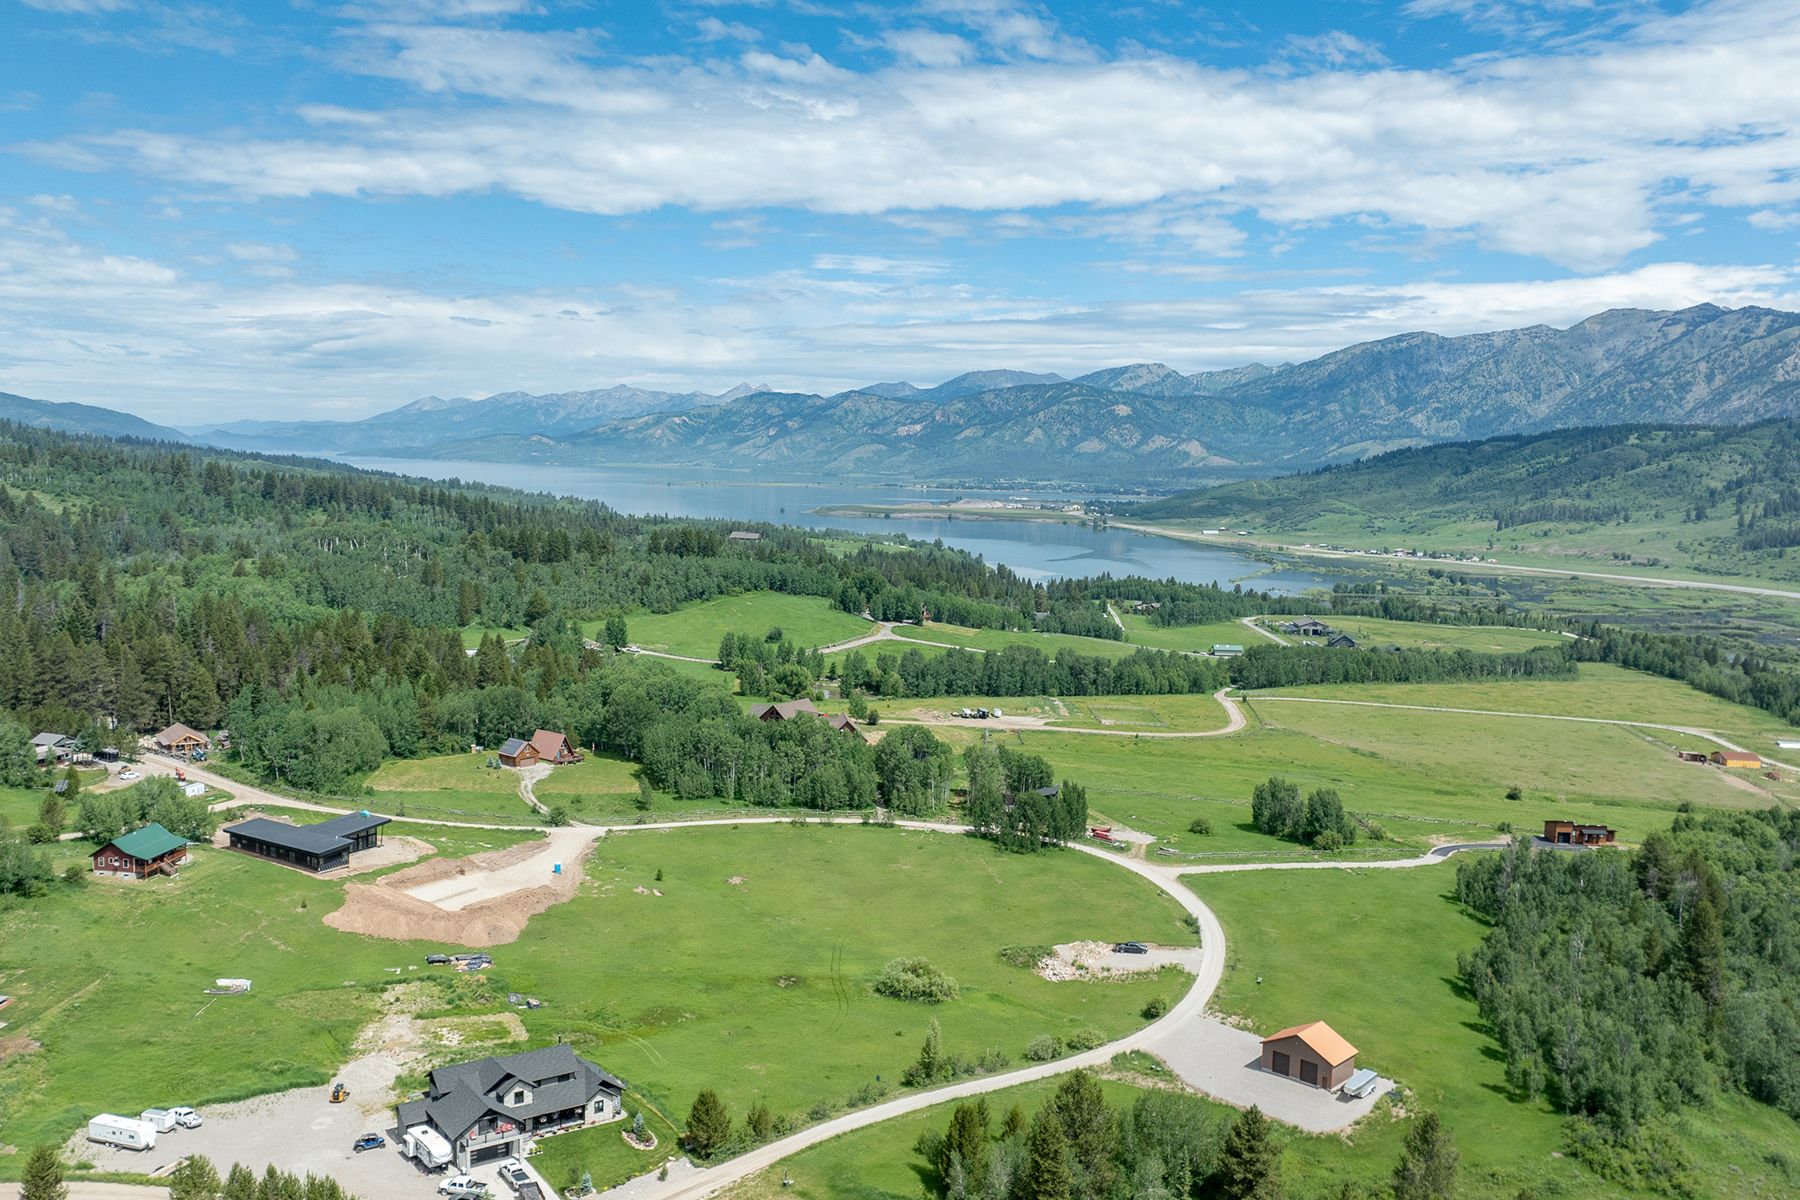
xmin=883 ymin=28 xmax=974 ymax=67
xmin=2 ymin=211 xmax=1794 ymax=422
xmin=26 ymin=0 xmax=1800 ymax=270
xmin=695 ymin=16 xmax=761 ymax=43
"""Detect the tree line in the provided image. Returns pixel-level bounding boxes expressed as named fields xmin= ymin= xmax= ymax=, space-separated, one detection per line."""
xmin=840 ymin=644 xmax=1226 ymax=700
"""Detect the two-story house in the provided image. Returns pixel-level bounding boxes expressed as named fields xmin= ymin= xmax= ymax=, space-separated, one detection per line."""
xmin=395 ymin=1045 xmax=625 ymax=1170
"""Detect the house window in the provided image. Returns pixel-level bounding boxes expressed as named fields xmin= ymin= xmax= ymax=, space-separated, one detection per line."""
xmin=512 ymin=1089 xmax=526 ymax=1105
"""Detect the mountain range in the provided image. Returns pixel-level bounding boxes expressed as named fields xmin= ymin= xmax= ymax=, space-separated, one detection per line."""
xmin=8 ymin=303 xmax=1800 ymax=484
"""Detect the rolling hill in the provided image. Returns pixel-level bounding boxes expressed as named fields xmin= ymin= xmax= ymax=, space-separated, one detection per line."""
xmin=0 ymin=391 xmax=188 ymax=442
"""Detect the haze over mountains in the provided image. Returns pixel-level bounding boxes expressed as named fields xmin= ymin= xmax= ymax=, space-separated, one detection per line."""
xmin=7 ymin=304 xmax=1800 ymax=485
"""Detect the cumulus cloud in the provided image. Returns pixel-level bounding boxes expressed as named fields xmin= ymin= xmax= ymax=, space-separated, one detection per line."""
xmin=23 ymin=0 xmax=1800 ymax=270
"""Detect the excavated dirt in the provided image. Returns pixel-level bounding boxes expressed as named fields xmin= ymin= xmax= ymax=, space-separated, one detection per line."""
xmin=323 ymin=833 xmax=597 ymax=947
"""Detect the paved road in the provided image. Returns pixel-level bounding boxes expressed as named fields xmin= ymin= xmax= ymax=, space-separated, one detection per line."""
xmin=1239 ymin=615 xmax=1288 ymax=646
xmin=1253 ymin=695 xmax=1798 ymax=774
xmin=0 ymin=1187 xmax=168 ymax=1200
xmin=1112 ymin=521 xmax=1800 ymax=602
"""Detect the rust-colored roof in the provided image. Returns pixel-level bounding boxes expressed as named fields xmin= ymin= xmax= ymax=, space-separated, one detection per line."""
xmin=1262 ymin=1020 xmax=1358 ymax=1066
xmin=529 ymin=729 xmax=569 ymax=758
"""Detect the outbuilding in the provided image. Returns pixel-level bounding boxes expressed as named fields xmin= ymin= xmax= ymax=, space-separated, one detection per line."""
xmin=1710 ymin=750 xmax=1763 ymax=769
xmin=224 ymin=812 xmax=390 ymax=873
xmin=1211 ymin=644 xmax=1244 ymax=657
xmin=1260 ymin=1020 xmax=1358 ymax=1090
xmin=92 ymin=823 xmax=191 ymax=879
xmin=1293 ymin=618 xmax=1332 ymax=637
xmin=1327 ymin=633 xmax=1360 ymax=649
xmin=1542 ymin=819 xmax=1615 ymax=846
xmin=497 ymin=738 xmax=540 ymax=768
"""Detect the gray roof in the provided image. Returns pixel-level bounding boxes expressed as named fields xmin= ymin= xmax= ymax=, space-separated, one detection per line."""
xmin=498 ymin=737 xmax=530 ymax=756
xmin=225 ymin=812 xmax=389 ymax=857
xmin=407 ymin=1045 xmax=624 ymax=1143
xmin=32 ymin=732 xmax=72 ymax=747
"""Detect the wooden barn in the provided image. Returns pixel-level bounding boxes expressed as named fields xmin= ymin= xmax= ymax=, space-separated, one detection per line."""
xmin=1260 ymin=1021 xmax=1359 ymax=1090
xmin=1710 ymin=750 xmax=1763 ymax=770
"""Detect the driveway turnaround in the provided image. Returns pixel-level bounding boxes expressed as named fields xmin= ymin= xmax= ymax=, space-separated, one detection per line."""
xmin=1140 ymin=1017 xmax=1391 ymax=1133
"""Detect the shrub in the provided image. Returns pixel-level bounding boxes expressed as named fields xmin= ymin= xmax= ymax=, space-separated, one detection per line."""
xmin=1062 ymin=1027 xmax=1104 ymax=1052
xmin=1024 ymin=1035 xmax=1061 ymax=1062
xmin=998 ymin=944 xmax=1052 ymax=969
xmin=1142 ymin=996 xmax=1169 ymax=1019
xmin=1187 ymin=816 xmax=1214 ymax=836
xmin=874 ymin=956 xmax=960 ymax=1003
xmin=1313 ymin=830 xmax=1345 ymax=852
xmin=846 ymin=1080 xmax=891 ymax=1107
xmin=1505 ymin=785 xmax=1524 ymax=801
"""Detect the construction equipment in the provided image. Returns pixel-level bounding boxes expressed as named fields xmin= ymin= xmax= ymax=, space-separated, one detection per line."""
xmin=330 ymin=1083 xmax=349 ymax=1103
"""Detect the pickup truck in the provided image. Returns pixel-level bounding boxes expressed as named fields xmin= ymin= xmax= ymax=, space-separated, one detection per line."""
xmin=497 ymin=1159 xmax=542 ymax=1200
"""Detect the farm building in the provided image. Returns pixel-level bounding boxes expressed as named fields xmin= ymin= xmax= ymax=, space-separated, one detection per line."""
xmin=1211 ymin=644 xmax=1244 ymax=657
xmin=750 ymin=699 xmax=821 ymax=722
xmin=224 ymin=812 xmax=390 ymax=873
xmin=1260 ymin=1020 xmax=1359 ymax=1090
xmin=1327 ymin=633 xmax=1360 ymax=649
xmin=496 ymin=738 xmax=539 ymax=768
xmin=32 ymin=732 xmax=75 ymax=764
xmin=1542 ymin=819 xmax=1615 ymax=846
xmin=1676 ymin=750 xmax=1710 ymax=763
xmin=153 ymin=723 xmax=211 ymax=757
xmin=527 ymin=729 xmax=578 ymax=764
xmin=91 ymin=823 xmax=191 ymax=879
xmin=395 ymin=1044 xmax=625 ymax=1171
xmin=1293 ymin=618 xmax=1332 ymax=637
xmin=1710 ymin=750 xmax=1763 ymax=769
xmin=727 ymin=530 xmax=761 ymax=542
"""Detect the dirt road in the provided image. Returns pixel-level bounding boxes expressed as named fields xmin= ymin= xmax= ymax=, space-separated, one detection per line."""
xmin=886 ymin=687 xmax=1248 ymax=739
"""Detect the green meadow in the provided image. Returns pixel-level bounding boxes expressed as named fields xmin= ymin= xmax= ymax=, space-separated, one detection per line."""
xmin=0 ymin=824 xmax=1187 ymax=1189
xmin=600 ymin=594 xmax=876 ymax=659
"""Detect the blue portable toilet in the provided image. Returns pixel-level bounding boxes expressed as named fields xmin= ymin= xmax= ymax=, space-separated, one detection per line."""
xmin=553 ymin=862 xmax=562 ymax=875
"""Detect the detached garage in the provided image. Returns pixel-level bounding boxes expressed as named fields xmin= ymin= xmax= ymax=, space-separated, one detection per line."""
xmin=1260 ymin=1020 xmax=1359 ymax=1090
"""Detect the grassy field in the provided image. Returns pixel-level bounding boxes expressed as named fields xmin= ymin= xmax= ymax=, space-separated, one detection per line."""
xmin=362 ymin=753 xmax=544 ymax=824
xmin=880 ymin=692 xmax=1238 ymax=734
xmin=1187 ymin=864 xmax=1800 ymax=1199
xmin=0 ymin=785 xmax=44 ymax=830
xmin=0 ymin=824 xmax=1186 ymax=1188
xmin=599 ymin=594 xmax=876 ymax=659
xmin=889 ymin=621 xmax=1143 ymax=661
xmin=1256 ymin=663 xmax=1800 ymax=763
xmin=1116 ymin=612 xmax=1259 ymax=654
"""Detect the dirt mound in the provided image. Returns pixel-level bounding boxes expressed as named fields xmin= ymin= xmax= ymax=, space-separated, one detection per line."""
xmin=323 ymin=835 xmax=595 ymax=948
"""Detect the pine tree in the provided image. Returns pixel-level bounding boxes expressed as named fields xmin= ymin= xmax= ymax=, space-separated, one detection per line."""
xmin=1391 ymin=1110 xmax=1458 ymax=1200
xmin=1047 ymin=1070 xmax=1117 ymax=1199
xmin=1216 ymin=1106 xmax=1283 ymax=1200
xmin=940 ymin=1102 xmax=989 ymax=1197
xmin=906 ymin=1017 xmax=945 ymax=1085
xmin=223 ymin=1162 xmax=258 ymax=1200
xmin=1000 ymin=1105 xmax=1027 ymax=1140
xmin=685 ymin=1087 xmax=733 ymax=1158
xmin=20 ymin=1144 xmax=67 ymax=1200
xmin=1681 ymin=869 xmax=1727 ymax=1023
xmin=1015 ymin=1111 xmax=1072 ymax=1200
xmin=167 ymin=1154 xmax=223 ymax=1200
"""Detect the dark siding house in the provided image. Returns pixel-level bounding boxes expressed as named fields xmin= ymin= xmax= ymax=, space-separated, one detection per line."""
xmin=395 ymin=1045 xmax=625 ymax=1170
xmin=92 ymin=823 xmax=191 ymax=879
xmin=224 ymin=812 xmax=390 ymax=872
xmin=1541 ymin=819 xmax=1616 ymax=846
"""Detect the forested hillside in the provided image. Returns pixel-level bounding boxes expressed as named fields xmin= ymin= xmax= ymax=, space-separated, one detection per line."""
xmin=1134 ymin=420 xmax=1800 ymax=579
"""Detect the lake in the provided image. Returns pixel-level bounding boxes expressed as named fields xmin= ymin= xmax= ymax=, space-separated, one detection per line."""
xmin=347 ymin=458 xmax=1333 ymax=594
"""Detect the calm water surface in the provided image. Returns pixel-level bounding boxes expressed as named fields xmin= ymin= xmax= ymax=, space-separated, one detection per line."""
xmin=348 ymin=458 xmax=1332 ymax=594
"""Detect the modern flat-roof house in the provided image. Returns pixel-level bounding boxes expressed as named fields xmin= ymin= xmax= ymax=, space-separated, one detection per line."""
xmin=153 ymin=723 xmax=211 ymax=757
xmin=395 ymin=1045 xmax=625 ymax=1170
xmin=497 ymin=738 xmax=539 ymax=768
xmin=750 ymin=699 xmax=821 ymax=722
xmin=32 ymin=731 xmax=76 ymax=765
xmin=1542 ymin=819 xmax=1616 ymax=846
xmin=92 ymin=823 xmax=191 ymax=879
xmin=1260 ymin=1020 xmax=1359 ymax=1090
xmin=224 ymin=812 xmax=390 ymax=873
xmin=1711 ymin=750 xmax=1763 ymax=770
xmin=527 ymin=729 xmax=578 ymax=765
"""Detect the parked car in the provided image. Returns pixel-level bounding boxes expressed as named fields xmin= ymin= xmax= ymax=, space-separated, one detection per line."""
xmin=426 ymin=954 xmax=452 ymax=965
xmin=437 ymin=1175 xmax=491 ymax=1198
xmin=1113 ymin=941 xmax=1150 ymax=954
xmin=168 ymin=1106 xmax=202 ymax=1129
xmin=118 ymin=769 xmax=141 ymax=781
xmin=497 ymin=1159 xmax=533 ymax=1193
xmin=352 ymin=1133 xmax=386 ymax=1153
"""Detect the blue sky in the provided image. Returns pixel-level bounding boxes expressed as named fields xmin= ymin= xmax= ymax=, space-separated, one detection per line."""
xmin=3 ymin=0 xmax=1799 ymax=423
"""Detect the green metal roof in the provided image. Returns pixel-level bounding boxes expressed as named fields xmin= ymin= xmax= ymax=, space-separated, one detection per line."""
xmin=107 ymin=822 xmax=189 ymax=862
